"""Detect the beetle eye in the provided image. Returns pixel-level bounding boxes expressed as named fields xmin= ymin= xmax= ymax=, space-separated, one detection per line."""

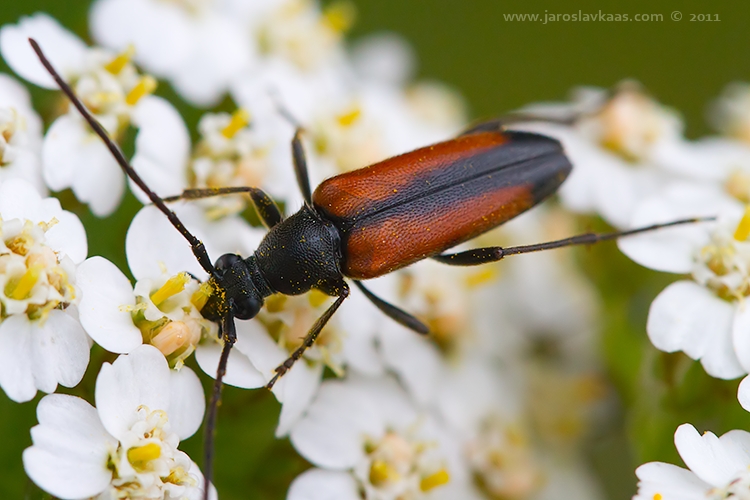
xmin=232 ymin=295 xmax=262 ymax=320
xmin=215 ymin=253 xmax=242 ymax=272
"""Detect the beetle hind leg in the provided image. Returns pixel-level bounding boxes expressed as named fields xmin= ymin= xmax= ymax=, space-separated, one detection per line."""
xmin=354 ymin=281 xmax=429 ymax=335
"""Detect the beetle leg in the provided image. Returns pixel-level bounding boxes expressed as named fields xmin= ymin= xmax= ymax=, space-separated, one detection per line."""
xmin=433 ymin=216 xmax=716 ymax=266
xmin=353 ymin=281 xmax=429 ymax=335
xmin=460 ymin=113 xmax=578 ymax=136
xmin=202 ymin=309 xmax=237 ymax=500
xmin=291 ymin=128 xmax=313 ymax=205
xmin=163 ymin=187 xmax=284 ymax=229
xmin=266 ymin=284 xmax=350 ymax=389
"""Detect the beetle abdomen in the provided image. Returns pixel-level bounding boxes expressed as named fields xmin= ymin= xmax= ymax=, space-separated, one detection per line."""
xmin=312 ymin=130 xmax=572 ymax=279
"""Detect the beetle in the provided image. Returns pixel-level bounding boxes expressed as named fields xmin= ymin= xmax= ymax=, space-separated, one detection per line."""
xmin=30 ymin=39 xmax=710 ymax=500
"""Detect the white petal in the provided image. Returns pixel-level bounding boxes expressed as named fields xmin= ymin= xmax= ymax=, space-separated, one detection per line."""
xmin=0 ymin=314 xmax=36 ymax=402
xmin=42 ymin=114 xmax=125 ymax=217
xmin=45 ymin=210 xmax=88 ymax=264
xmin=195 ymin=341 xmax=265 ymax=389
xmin=733 ymin=304 xmax=750 ymax=372
xmin=90 ymin=0 xmax=192 ymax=74
xmin=31 ymin=310 xmax=91 ymax=393
xmin=0 ymin=14 xmax=87 ymax=88
xmin=287 ymin=469 xmax=360 ymax=500
xmin=23 ymin=394 xmax=116 ymax=499
xmin=647 ymin=281 xmax=742 ymax=379
xmin=168 ymin=14 xmax=251 ymax=107
xmin=290 ymin=379 xmax=383 ymax=469
xmin=77 ymin=257 xmax=142 ymax=353
xmin=379 ymin=323 xmax=443 ymax=405
xmin=95 ymin=344 xmax=171 ymax=440
xmin=737 ymin=376 xmax=750 ymax=413
xmin=618 ymin=183 xmax=738 ymax=273
xmin=41 ymin=115 xmax=82 ymax=191
xmin=635 ymin=462 xmax=709 ymax=499
xmin=674 ymin=423 xmax=747 ymax=487
xmin=130 ymin=95 xmax=190 ymax=202
xmin=275 ymin=362 xmax=323 ymax=438
xmin=168 ymin=366 xmax=205 ymax=440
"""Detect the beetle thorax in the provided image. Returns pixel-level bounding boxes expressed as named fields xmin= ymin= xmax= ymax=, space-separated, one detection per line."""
xmin=254 ymin=204 xmax=345 ymax=297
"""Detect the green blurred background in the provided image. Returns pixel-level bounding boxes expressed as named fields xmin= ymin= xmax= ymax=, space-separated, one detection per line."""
xmin=1 ymin=0 xmax=749 ymax=498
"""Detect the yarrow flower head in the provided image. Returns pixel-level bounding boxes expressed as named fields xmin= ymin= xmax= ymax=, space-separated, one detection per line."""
xmin=0 ymin=178 xmax=88 ymax=402
xmin=90 ymin=0 xmax=251 ymax=106
xmin=23 ymin=345 xmax=210 ymax=499
xmin=288 ymin=376 xmax=462 ymax=500
xmin=518 ymin=81 xmax=688 ymax=228
xmin=618 ymin=184 xmax=750 ymax=379
xmin=635 ymin=423 xmax=750 ymax=500
xmin=0 ymin=73 xmax=44 ymax=192
xmin=0 ymin=13 xmax=185 ymax=216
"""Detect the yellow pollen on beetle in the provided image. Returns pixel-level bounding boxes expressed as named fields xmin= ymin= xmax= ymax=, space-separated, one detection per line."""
xmin=322 ymin=0 xmax=356 ymax=33
xmin=221 ymin=109 xmax=251 ymax=139
xmin=150 ymin=273 xmax=191 ymax=307
xmin=6 ymin=264 xmax=43 ymax=300
xmin=125 ymin=76 xmax=158 ymax=106
xmin=336 ymin=107 xmax=361 ymax=127
xmin=104 ymin=45 xmax=136 ymax=75
xmin=734 ymin=205 xmax=750 ymax=241
xmin=420 ymin=469 xmax=450 ymax=492
xmin=127 ymin=442 xmax=161 ymax=468
xmin=369 ymin=459 xmax=399 ymax=486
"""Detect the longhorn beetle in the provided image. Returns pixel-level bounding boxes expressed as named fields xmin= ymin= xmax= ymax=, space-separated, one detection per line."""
xmin=30 ymin=38 xmax=712 ymax=499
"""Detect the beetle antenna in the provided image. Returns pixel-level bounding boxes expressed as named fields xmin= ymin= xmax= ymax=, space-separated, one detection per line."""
xmin=29 ymin=38 xmax=218 ymax=279
xmin=203 ymin=311 xmax=236 ymax=500
xmin=432 ymin=216 xmax=715 ymax=266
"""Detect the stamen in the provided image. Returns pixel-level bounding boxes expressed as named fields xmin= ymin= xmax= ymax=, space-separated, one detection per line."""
xmin=322 ymin=0 xmax=356 ymax=33
xmin=734 ymin=205 xmax=750 ymax=241
xmin=127 ymin=442 xmax=161 ymax=468
xmin=221 ymin=109 xmax=251 ymax=139
xmin=190 ymin=282 xmax=214 ymax=311
xmin=6 ymin=264 xmax=42 ymax=300
xmin=150 ymin=273 xmax=191 ymax=307
xmin=336 ymin=107 xmax=361 ymax=127
xmin=369 ymin=459 xmax=399 ymax=486
xmin=104 ymin=45 xmax=135 ymax=75
xmin=420 ymin=469 xmax=450 ymax=492
xmin=125 ymin=76 xmax=158 ymax=106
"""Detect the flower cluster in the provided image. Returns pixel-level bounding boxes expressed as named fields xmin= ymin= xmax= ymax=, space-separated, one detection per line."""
xmin=1 ymin=1 xmax=749 ymax=500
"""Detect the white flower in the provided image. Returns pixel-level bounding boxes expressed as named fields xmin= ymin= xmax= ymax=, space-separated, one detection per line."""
xmin=125 ymin=202 xmax=268 ymax=390
xmin=130 ymin=107 xmax=301 ymax=218
xmin=23 ymin=344 xmax=212 ymax=500
xmin=618 ymin=183 xmax=748 ymax=379
xmin=0 ymin=73 xmax=45 ymax=193
xmin=518 ymin=82 xmax=687 ymax=228
xmin=0 ymin=178 xmax=89 ymax=402
xmin=0 ymin=13 xmax=183 ymax=216
xmin=77 ymin=256 xmax=219 ymax=368
xmin=288 ymin=375 xmax=467 ymax=500
xmin=634 ymin=423 xmax=750 ymax=500
xmin=90 ymin=0 xmax=251 ymax=106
